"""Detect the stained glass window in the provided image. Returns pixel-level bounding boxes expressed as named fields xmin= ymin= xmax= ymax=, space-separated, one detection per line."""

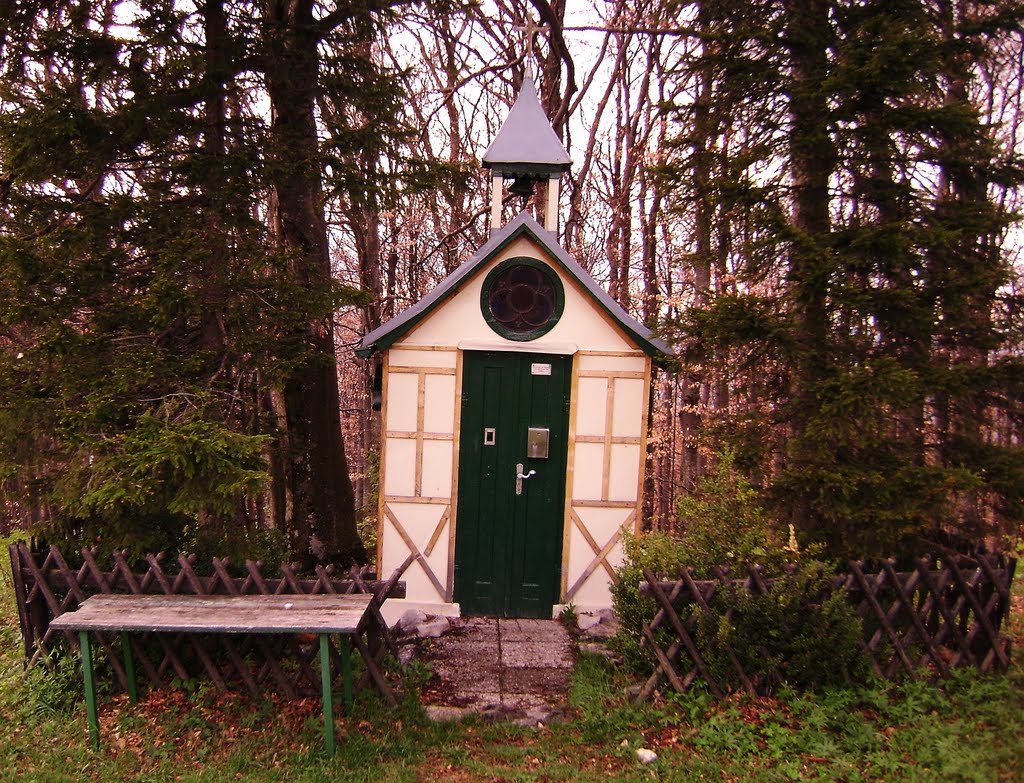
xmin=481 ymin=258 xmax=564 ymax=340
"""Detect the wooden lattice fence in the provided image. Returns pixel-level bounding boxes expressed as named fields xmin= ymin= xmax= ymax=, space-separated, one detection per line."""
xmin=637 ymin=553 xmax=1016 ymax=701
xmin=9 ymin=542 xmax=411 ymax=701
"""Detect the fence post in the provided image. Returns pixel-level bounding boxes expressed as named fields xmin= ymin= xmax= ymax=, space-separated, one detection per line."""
xmin=8 ymin=543 xmax=33 ymax=659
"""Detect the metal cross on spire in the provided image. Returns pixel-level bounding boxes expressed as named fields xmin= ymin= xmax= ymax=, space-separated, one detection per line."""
xmin=512 ymin=18 xmax=549 ymax=76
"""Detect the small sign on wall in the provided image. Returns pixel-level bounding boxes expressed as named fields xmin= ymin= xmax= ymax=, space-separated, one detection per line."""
xmin=531 ymin=363 xmax=552 ymax=376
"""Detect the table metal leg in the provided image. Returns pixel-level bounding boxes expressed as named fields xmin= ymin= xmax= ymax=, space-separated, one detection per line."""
xmin=319 ymin=634 xmax=335 ymax=757
xmin=121 ymin=633 xmax=138 ymax=704
xmin=340 ymin=635 xmax=353 ymax=712
xmin=78 ymin=631 xmax=100 ymax=750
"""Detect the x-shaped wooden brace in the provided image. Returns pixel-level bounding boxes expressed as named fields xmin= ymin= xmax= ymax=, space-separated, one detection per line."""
xmin=564 ymin=510 xmax=634 ymax=602
xmin=383 ymin=503 xmax=450 ymax=600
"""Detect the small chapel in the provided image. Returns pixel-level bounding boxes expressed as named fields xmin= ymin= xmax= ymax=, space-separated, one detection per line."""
xmin=357 ymin=72 xmax=671 ymax=620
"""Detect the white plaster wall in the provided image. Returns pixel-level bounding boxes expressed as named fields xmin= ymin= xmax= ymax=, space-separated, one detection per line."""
xmin=420 ymin=440 xmax=453 ymax=497
xmin=388 ymin=348 xmax=457 ymax=369
xmin=575 ymin=377 xmax=608 ymax=437
xmin=382 ymin=438 xmax=416 ymax=497
xmin=563 ymin=354 xmax=651 ymax=609
xmin=608 ymin=444 xmax=642 ymax=501
xmin=422 ymin=375 xmax=456 ymax=433
xmin=377 ymin=349 xmax=460 ymax=609
xmin=400 ymin=237 xmax=633 ymax=354
xmin=577 ymin=354 xmax=647 ymax=373
xmin=567 ymin=506 xmax=632 ymax=606
xmin=571 ymin=443 xmax=605 ymax=500
xmin=385 ymin=372 xmax=419 ymax=432
xmin=379 ymin=502 xmax=450 ymax=602
xmin=611 ymin=378 xmax=646 ymax=437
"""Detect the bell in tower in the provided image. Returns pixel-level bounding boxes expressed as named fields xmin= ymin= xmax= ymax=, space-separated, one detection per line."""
xmin=482 ymin=68 xmax=572 ymax=235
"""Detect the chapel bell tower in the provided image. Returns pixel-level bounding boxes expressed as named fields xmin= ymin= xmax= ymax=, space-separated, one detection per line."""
xmin=482 ymin=69 xmax=572 ymax=234
xmin=359 ymin=52 xmax=670 ymax=622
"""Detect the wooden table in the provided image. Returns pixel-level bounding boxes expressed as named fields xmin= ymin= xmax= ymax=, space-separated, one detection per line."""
xmin=49 ymin=593 xmax=375 ymax=756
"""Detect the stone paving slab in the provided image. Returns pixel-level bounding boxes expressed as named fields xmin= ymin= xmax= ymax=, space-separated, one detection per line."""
xmin=420 ymin=616 xmax=573 ymax=722
xmin=461 ymin=617 xmax=500 ymax=638
xmin=503 ymin=666 xmax=573 ymax=692
xmin=432 ymin=637 xmax=500 ymax=658
xmin=501 ymin=692 xmax=552 ymax=710
xmin=461 ymin=691 xmax=502 ymax=708
xmin=437 ymin=672 xmax=501 ymax=694
xmin=501 ymin=640 xmax=573 ymax=669
xmin=499 ymin=618 xmax=569 ymax=642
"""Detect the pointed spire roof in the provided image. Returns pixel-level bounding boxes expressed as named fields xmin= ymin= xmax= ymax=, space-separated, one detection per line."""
xmin=482 ymin=74 xmax=571 ymax=175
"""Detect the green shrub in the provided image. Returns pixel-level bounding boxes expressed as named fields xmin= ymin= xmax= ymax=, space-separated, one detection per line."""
xmin=610 ymin=531 xmax=689 ymax=671
xmin=22 ymin=650 xmax=89 ymax=717
xmin=612 ymin=449 xmax=867 ymax=691
xmin=697 ymin=561 xmax=869 ymax=692
xmin=612 ymin=450 xmax=786 ymax=671
xmin=181 ymin=523 xmax=288 ymax=574
xmin=674 ymin=449 xmax=786 ymax=575
xmin=357 ymin=447 xmax=380 ymax=566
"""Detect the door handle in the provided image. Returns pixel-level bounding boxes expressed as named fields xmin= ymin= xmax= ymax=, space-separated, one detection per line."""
xmin=515 ymin=462 xmax=536 ymax=496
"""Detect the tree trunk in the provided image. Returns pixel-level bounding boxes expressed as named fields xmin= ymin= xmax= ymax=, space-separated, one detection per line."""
xmin=785 ymin=0 xmax=836 ymax=531
xmin=682 ymin=3 xmax=715 ymax=492
xmin=200 ymin=0 xmax=228 ymax=367
xmin=352 ymin=198 xmax=383 ymax=517
xmin=264 ymin=0 xmax=364 ymax=566
xmin=933 ymin=0 xmax=997 ymax=536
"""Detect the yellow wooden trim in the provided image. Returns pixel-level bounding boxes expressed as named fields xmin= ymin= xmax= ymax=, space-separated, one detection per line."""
xmin=375 ymin=353 xmax=391 ymax=572
xmin=384 ymin=504 xmax=446 ymax=599
xmin=577 ymin=370 xmax=646 ymax=380
xmin=577 ymin=350 xmax=645 ymax=357
xmin=389 ymin=344 xmax=458 ymax=352
xmin=602 ymin=377 xmax=615 ymax=501
xmin=384 ymin=431 xmax=453 ymax=441
xmin=383 ymin=495 xmax=452 ymax=505
xmin=575 ymin=435 xmax=643 ymax=445
xmin=386 ymin=366 xmax=457 ymax=376
xmin=635 ymin=356 xmax=653 ymax=534
xmin=423 ymin=507 xmax=451 ymax=558
xmin=586 ymin=529 xmax=623 ymax=585
xmin=414 ymin=373 xmax=425 ymax=497
xmin=565 ymin=512 xmax=632 ymax=600
xmin=447 ymin=350 xmax=464 ymax=602
xmin=570 ymin=510 xmax=605 ymax=563
xmin=560 ymin=357 xmax=581 ymax=601
xmin=572 ymin=499 xmax=638 ymax=509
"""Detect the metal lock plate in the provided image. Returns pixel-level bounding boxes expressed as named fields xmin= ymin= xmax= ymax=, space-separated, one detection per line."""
xmin=483 ymin=427 xmax=496 ymax=446
xmin=526 ymin=427 xmax=550 ymax=459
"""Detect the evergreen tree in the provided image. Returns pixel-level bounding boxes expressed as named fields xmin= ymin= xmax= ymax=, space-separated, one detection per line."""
xmin=668 ymin=0 xmax=1024 ymax=558
xmin=0 ymin=0 xmax=406 ymax=564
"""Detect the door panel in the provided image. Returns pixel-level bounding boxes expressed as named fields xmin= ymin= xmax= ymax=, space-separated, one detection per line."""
xmin=454 ymin=351 xmax=571 ymax=617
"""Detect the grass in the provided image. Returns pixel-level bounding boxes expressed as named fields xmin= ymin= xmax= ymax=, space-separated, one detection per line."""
xmin=1 ymin=546 xmax=1021 ymax=782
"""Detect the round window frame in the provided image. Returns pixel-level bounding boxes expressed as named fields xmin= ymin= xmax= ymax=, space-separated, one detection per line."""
xmin=480 ymin=257 xmax=565 ymax=342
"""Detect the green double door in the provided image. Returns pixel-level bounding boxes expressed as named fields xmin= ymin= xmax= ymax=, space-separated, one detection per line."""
xmin=454 ymin=351 xmax=571 ymax=618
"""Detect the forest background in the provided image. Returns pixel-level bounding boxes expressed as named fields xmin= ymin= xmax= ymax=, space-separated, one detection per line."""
xmin=0 ymin=0 xmax=1022 ymax=569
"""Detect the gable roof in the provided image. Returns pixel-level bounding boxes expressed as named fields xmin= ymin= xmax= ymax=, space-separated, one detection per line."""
xmin=355 ymin=212 xmax=673 ymax=362
xmin=482 ymin=78 xmax=571 ymax=175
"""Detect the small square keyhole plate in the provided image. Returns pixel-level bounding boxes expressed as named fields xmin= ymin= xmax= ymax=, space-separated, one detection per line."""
xmin=483 ymin=427 xmax=496 ymax=446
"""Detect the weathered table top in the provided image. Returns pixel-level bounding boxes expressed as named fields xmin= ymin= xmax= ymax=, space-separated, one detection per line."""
xmin=49 ymin=593 xmax=374 ymax=635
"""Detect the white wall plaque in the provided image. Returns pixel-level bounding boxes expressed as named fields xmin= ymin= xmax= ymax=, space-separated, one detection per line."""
xmin=531 ymin=363 xmax=552 ymax=376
